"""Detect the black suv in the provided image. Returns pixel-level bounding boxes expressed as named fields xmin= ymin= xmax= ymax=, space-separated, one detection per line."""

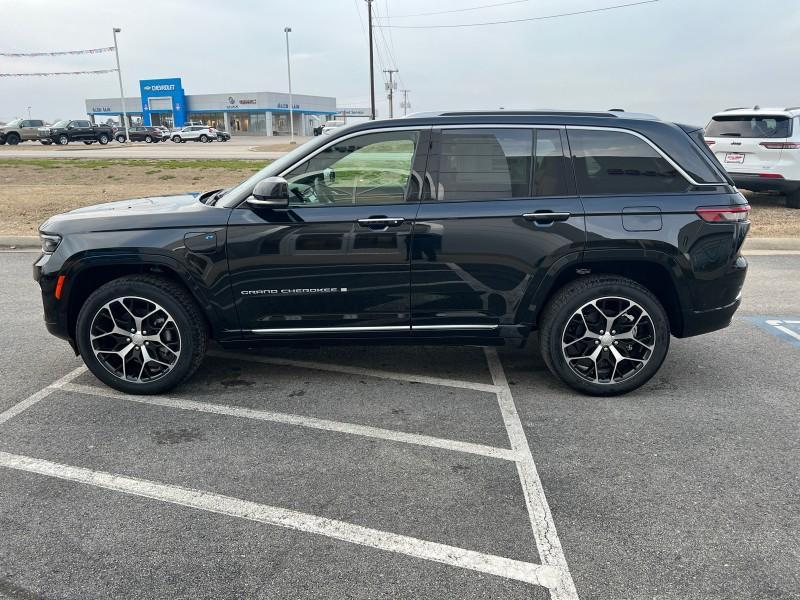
xmin=34 ymin=111 xmax=750 ymax=396
xmin=115 ymin=126 xmax=165 ymax=143
xmin=38 ymin=119 xmax=114 ymax=145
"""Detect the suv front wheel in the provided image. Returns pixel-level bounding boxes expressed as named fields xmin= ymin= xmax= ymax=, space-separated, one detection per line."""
xmin=76 ymin=275 xmax=208 ymax=395
xmin=538 ymin=275 xmax=670 ymax=396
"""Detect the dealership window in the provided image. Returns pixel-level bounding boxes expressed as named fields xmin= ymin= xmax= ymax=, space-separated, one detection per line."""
xmin=189 ymin=112 xmax=224 ymax=129
xmin=284 ymin=130 xmax=419 ymax=206
xmin=568 ymin=129 xmax=691 ymax=195
xmin=437 ymin=129 xmax=532 ymax=201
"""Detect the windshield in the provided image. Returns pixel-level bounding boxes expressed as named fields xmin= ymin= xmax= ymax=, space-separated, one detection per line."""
xmin=51 ymin=120 xmax=69 ymax=128
xmin=5 ymin=118 xmax=21 ymax=127
xmin=706 ymin=115 xmax=793 ymax=138
xmin=219 ymin=135 xmax=333 ymax=207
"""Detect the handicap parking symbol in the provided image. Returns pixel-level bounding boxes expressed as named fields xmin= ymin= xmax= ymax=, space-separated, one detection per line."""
xmin=747 ymin=317 xmax=800 ymax=349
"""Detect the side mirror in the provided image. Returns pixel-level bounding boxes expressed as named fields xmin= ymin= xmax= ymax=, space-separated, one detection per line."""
xmin=247 ymin=177 xmax=290 ymax=208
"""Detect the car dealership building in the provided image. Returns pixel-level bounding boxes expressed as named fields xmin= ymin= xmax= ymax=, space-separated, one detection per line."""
xmin=85 ymin=77 xmax=337 ymax=136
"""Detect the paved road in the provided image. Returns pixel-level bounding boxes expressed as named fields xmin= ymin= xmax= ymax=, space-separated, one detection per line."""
xmin=0 ymin=251 xmax=797 ymax=599
xmin=0 ymin=136 xmax=310 ymax=160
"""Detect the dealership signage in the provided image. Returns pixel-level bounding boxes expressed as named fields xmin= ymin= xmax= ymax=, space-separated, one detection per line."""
xmin=225 ymin=96 xmax=258 ymax=109
xmin=139 ymin=77 xmax=186 ymax=126
xmin=91 ymin=106 xmax=112 ymax=113
xmin=277 ymin=102 xmax=300 ymax=109
xmin=336 ymin=107 xmax=370 ymax=117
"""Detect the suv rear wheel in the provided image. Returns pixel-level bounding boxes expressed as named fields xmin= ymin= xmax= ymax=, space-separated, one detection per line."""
xmin=76 ymin=275 xmax=208 ymax=395
xmin=538 ymin=275 xmax=670 ymax=396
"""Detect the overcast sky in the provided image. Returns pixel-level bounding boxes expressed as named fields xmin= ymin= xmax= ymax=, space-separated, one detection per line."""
xmin=2 ymin=0 xmax=800 ymax=125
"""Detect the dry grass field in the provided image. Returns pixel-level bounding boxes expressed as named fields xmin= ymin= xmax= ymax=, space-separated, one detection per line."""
xmin=0 ymin=158 xmax=797 ymax=237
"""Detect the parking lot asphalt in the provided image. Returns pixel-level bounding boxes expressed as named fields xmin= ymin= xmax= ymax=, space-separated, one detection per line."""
xmin=0 ymin=251 xmax=798 ymax=599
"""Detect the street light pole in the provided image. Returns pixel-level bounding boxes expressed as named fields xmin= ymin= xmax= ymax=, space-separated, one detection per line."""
xmin=26 ymin=106 xmax=31 ymax=120
xmin=112 ymin=27 xmax=129 ymax=142
xmin=284 ymin=27 xmax=295 ymax=144
xmin=366 ymin=0 xmax=375 ymax=120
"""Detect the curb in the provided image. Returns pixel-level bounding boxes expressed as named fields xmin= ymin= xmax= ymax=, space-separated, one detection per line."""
xmin=0 ymin=235 xmax=39 ymax=250
xmin=1 ymin=235 xmax=798 ymax=252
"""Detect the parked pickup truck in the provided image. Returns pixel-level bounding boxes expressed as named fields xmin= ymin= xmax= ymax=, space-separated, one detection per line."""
xmin=38 ymin=119 xmax=114 ymax=145
xmin=0 ymin=119 xmax=46 ymax=145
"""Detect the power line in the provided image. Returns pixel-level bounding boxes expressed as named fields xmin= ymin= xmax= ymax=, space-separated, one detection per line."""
xmin=377 ymin=0 xmax=532 ymax=19
xmin=375 ymin=0 xmax=658 ymax=29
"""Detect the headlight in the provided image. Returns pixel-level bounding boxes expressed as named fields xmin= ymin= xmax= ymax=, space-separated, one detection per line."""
xmin=40 ymin=233 xmax=62 ymax=254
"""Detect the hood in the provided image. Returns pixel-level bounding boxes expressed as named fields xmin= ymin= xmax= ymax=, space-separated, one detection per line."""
xmin=40 ymin=192 xmax=229 ymax=235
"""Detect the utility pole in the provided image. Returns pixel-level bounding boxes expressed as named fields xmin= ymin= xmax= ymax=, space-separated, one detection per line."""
xmin=383 ymin=69 xmax=398 ymax=118
xmin=26 ymin=106 xmax=31 ymax=120
xmin=284 ymin=26 xmax=294 ymax=143
xmin=399 ymin=89 xmax=411 ymax=116
xmin=366 ymin=0 xmax=376 ymax=120
xmin=112 ymin=28 xmax=129 ymax=142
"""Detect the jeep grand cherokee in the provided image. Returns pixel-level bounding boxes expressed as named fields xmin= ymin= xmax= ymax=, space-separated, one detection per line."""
xmin=34 ymin=110 xmax=750 ymax=396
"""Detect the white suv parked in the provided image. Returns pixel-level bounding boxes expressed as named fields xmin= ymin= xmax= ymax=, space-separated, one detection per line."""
xmin=171 ymin=125 xmax=215 ymax=143
xmin=705 ymin=106 xmax=800 ymax=208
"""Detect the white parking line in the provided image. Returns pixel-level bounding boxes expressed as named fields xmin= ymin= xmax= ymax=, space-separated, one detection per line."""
xmin=485 ymin=348 xmax=579 ymax=600
xmin=61 ymin=382 xmax=519 ymax=462
xmin=765 ymin=319 xmax=800 ymax=342
xmin=209 ymin=350 xmax=501 ymax=393
xmin=0 ymin=351 xmax=576 ymax=596
xmin=0 ymin=451 xmax=561 ymax=589
xmin=0 ymin=365 xmax=86 ymax=426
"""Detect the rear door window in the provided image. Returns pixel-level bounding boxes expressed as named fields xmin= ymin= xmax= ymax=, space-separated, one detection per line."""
xmin=568 ymin=129 xmax=692 ymax=195
xmin=533 ymin=129 xmax=569 ymax=197
xmin=437 ymin=129 xmax=532 ymax=201
xmin=705 ymin=115 xmax=792 ymax=139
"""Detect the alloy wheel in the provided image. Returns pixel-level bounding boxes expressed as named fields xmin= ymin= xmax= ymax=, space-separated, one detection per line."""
xmin=561 ymin=296 xmax=655 ymax=385
xmin=89 ymin=296 xmax=181 ymax=383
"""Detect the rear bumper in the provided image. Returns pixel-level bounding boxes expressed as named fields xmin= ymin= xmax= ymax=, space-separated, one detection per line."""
xmin=679 ymin=294 xmax=741 ymax=338
xmin=730 ymin=173 xmax=800 ymax=194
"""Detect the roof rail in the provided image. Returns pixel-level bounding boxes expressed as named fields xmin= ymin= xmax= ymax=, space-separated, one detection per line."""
xmin=723 ymin=107 xmax=748 ymax=111
xmin=437 ymin=110 xmax=620 ymax=118
xmin=785 ymin=106 xmax=800 ymax=111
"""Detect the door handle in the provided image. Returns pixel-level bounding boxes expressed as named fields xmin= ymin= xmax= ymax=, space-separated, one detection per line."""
xmin=357 ymin=217 xmax=405 ymax=227
xmin=522 ymin=212 xmax=571 ymax=223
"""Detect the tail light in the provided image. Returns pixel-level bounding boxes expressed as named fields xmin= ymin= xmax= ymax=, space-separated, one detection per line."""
xmin=696 ymin=204 xmax=751 ymax=223
xmin=759 ymin=142 xmax=800 ymax=149
xmin=758 ymin=173 xmax=784 ymax=179
xmin=704 ymin=139 xmax=715 ymax=146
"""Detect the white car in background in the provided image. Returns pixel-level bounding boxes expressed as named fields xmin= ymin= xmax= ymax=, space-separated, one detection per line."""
xmin=705 ymin=106 xmax=800 ymax=208
xmin=321 ymin=120 xmax=345 ymax=136
xmin=171 ymin=125 xmax=215 ymax=143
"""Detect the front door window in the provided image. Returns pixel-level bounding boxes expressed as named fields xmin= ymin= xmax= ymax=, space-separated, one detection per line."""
xmin=283 ymin=131 xmax=419 ymax=206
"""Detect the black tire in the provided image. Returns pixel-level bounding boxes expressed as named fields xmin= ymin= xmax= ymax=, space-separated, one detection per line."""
xmin=0 ymin=137 xmax=5 ymax=145
xmin=172 ymin=136 xmax=181 ymax=143
xmin=58 ymin=134 xmax=69 ymax=146
xmin=145 ymin=135 xmax=153 ymax=143
xmin=116 ymin=135 xmax=126 ymax=143
xmin=786 ymin=191 xmax=800 ymax=209
xmin=6 ymin=133 xmax=20 ymax=145
xmin=83 ymin=141 xmax=93 ymax=145
xmin=40 ymin=140 xmax=51 ymax=145
xmin=75 ymin=275 xmax=208 ymax=395
xmin=538 ymin=275 xmax=670 ymax=396
xmin=98 ymin=134 xmax=109 ymax=145
xmin=199 ymin=134 xmax=209 ymax=143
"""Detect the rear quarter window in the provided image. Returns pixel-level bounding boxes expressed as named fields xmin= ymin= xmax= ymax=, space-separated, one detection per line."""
xmin=568 ymin=129 xmax=692 ymax=196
